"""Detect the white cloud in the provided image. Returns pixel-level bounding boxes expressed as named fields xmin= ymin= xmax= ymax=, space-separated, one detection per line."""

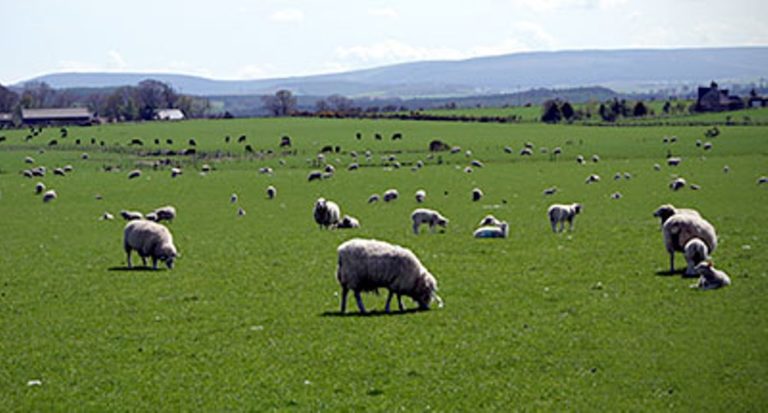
xmin=509 ymin=0 xmax=627 ymax=12
xmin=235 ymin=64 xmax=272 ymax=79
xmin=367 ymin=7 xmax=399 ymax=18
xmin=269 ymin=8 xmax=304 ymax=23
xmin=335 ymin=40 xmax=464 ymax=63
xmin=107 ymin=50 xmax=127 ymax=69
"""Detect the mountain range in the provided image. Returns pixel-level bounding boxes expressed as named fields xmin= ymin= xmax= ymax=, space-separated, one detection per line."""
xmin=15 ymin=47 xmax=768 ymax=98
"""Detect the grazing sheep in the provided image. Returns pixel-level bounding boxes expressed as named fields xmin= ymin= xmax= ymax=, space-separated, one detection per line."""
xmin=520 ymin=148 xmax=533 ymax=156
xmin=266 ymin=185 xmax=277 ymax=199
xmin=25 ymin=156 xmax=35 ymax=164
xmin=324 ymin=165 xmax=335 ymax=174
xmin=547 ymin=203 xmax=582 ymax=233
xmin=336 ymin=238 xmax=442 ymax=313
xmin=611 ymin=192 xmax=622 ymax=200
xmin=471 ymin=160 xmax=484 ymax=168
xmin=614 ymin=172 xmax=622 ymax=180
xmin=757 ymin=176 xmax=768 ymax=185
xmin=280 ymin=136 xmax=292 ymax=147
xmin=313 ymin=198 xmax=341 ymax=229
xmin=22 ymin=170 xmax=33 ymax=178
xmin=368 ymin=194 xmax=381 ymax=203
xmin=653 ymin=163 xmax=661 ymax=171
xmin=652 ymin=204 xmax=701 ymax=226
xmin=667 ymin=157 xmax=682 ymax=166
xmin=478 ymin=214 xmax=503 ymax=227
xmin=81 ymin=153 xmax=89 ymax=160
xmin=415 ymin=160 xmax=424 ymax=169
xmin=543 ymin=187 xmax=557 ymax=196
xmin=504 ymin=146 xmax=513 ymax=154
xmin=307 ymin=170 xmax=323 ymax=182
xmin=128 ymin=169 xmax=142 ymax=179
xmin=585 ymin=174 xmax=600 ymax=184
xmin=690 ymin=184 xmax=701 ymax=191
xmin=123 ymin=220 xmax=178 ymax=270
xmin=723 ymin=165 xmax=730 ymax=174
xmin=695 ymin=139 xmax=702 ymax=147
xmin=347 ymin=163 xmax=359 ymax=171
xmin=34 ymin=182 xmax=45 ymax=194
xmin=230 ymin=193 xmax=238 ymax=203
xmin=151 ymin=206 xmax=176 ymax=223
xmin=670 ymin=177 xmax=686 ymax=191
xmin=464 ymin=166 xmax=473 ymax=174
xmin=171 ymin=167 xmax=182 ymax=178
xmin=471 ymin=188 xmax=483 ymax=202
xmin=474 ymin=222 xmax=509 ymax=239
xmin=591 ymin=154 xmax=600 ymax=163
xmin=576 ymin=155 xmax=585 ymax=164
xmin=120 ymin=210 xmax=144 ymax=221
xmin=450 ymin=146 xmax=461 ymax=154
xmin=553 ymin=147 xmax=562 ymax=156
xmin=337 ymin=215 xmax=360 ymax=229
xmin=691 ymin=261 xmax=731 ymax=290
xmin=42 ymin=190 xmax=57 ymax=203
xmin=53 ymin=168 xmax=65 ymax=176
xmin=465 ymin=150 xmax=472 ymax=158
xmin=661 ymin=214 xmax=717 ymax=274
xmin=411 ymin=208 xmax=449 ymax=234
xmin=683 ymin=238 xmax=709 ymax=277
xmin=201 ymin=164 xmax=212 ymax=173
xmin=415 ymin=189 xmax=426 ymax=203
xmin=703 ymin=142 xmax=713 ymax=150
xmin=624 ymin=172 xmax=632 ymax=179
xmin=383 ymin=189 xmax=399 ymax=202
xmin=237 ymin=207 xmax=246 ymax=216
xmin=101 ymin=212 xmax=115 ymax=221
xmin=259 ymin=167 xmax=274 ymax=175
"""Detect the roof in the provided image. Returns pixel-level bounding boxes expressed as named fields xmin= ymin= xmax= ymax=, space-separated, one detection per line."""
xmin=21 ymin=108 xmax=93 ymax=120
xmin=155 ymin=108 xmax=185 ymax=120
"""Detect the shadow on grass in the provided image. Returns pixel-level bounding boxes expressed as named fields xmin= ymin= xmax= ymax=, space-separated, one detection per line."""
xmin=655 ymin=269 xmax=685 ymax=276
xmin=108 ymin=266 xmax=164 ymax=272
xmin=320 ymin=308 xmax=426 ymax=318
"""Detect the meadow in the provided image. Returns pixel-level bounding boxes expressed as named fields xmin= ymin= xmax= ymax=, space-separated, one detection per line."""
xmin=1 ymin=117 xmax=767 ymax=411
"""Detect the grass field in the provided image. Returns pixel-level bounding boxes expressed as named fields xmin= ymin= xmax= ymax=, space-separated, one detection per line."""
xmin=1 ymin=118 xmax=767 ymax=410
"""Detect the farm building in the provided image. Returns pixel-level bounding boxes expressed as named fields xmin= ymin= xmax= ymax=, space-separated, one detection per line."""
xmin=0 ymin=112 xmax=13 ymax=128
xmin=695 ymin=81 xmax=745 ymax=112
xmin=155 ymin=109 xmax=185 ymax=121
xmin=21 ymin=108 xmax=95 ymax=126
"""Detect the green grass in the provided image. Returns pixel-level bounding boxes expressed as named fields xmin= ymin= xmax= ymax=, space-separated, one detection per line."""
xmin=1 ymin=118 xmax=767 ymax=410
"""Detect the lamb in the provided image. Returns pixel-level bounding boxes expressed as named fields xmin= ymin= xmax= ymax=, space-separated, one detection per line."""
xmin=723 ymin=165 xmax=730 ymax=174
xmin=25 ymin=156 xmax=35 ymax=164
xmin=266 ymin=185 xmax=277 ymax=199
xmin=128 ymin=169 xmax=142 ymax=179
xmin=683 ymin=238 xmax=710 ymax=277
xmin=171 ymin=167 xmax=182 ymax=178
xmin=120 ymin=210 xmax=144 ymax=221
xmin=123 ymin=220 xmax=178 ymax=270
xmin=336 ymin=238 xmax=442 ymax=313
xmin=368 ymin=194 xmax=381 ymax=203
xmin=703 ymin=142 xmax=713 ymax=151
xmin=151 ymin=206 xmax=176 ymax=222
xmin=259 ymin=167 xmax=274 ymax=175
xmin=661 ymin=214 xmax=717 ymax=274
xmin=471 ymin=188 xmax=483 ymax=202
xmin=670 ymin=177 xmax=686 ymax=191
xmin=585 ymin=174 xmax=600 ymax=184
xmin=313 ymin=198 xmax=341 ymax=229
xmin=652 ymin=204 xmax=701 ymax=226
xmin=42 ymin=190 xmax=57 ymax=203
xmin=547 ymin=203 xmax=582 ymax=233
xmin=237 ymin=207 xmax=246 ymax=216
xmin=101 ymin=212 xmax=115 ymax=221
xmin=654 ymin=163 xmax=662 ymax=171
xmin=53 ymin=168 xmax=66 ymax=176
xmin=473 ymin=222 xmax=509 ymax=239
xmin=411 ymin=208 xmax=449 ymax=234
xmin=691 ymin=261 xmax=731 ymax=290
xmin=383 ymin=189 xmax=399 ymax=202
xmin=34 ymin=182 xmax=45 ymax=195
xmin=478 ymin=214 xmax=503 ymax=227
xmin=337 ymin=215 xmax=360 ymax=229
xmin=553 ymin=147 xmax=562 ymax=156
xmin=414 ymin=189 xmax=426 ymax=203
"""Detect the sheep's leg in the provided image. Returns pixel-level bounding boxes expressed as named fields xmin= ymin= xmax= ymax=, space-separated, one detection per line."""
xmin=550 ymin=219 xmax=557 ymax=233
xmin=385 ymin=291 xmax=394 ymax=313
xmin=126 ymin=248 xmax=133 ymax=268
xmin=412 ymin=222 xmax=420 ymax=235
xmin=669 ymin=252 xmax=675 ymax=273
xmin=141 ymin=256 xmax=147 ymax=267
xmin=340 ymin=287 xmax=349 ymax=313
xmin=152 ymin=256 xmax=158 ymax=270
xmin=397 ymin=294 xmax=405 ymax=312
xmin=354 ymin=291 xmax=367 ymax=314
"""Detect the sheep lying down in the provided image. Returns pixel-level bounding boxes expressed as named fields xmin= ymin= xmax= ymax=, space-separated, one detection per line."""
xmin=336 ymin=238 xmax=442 ymax=314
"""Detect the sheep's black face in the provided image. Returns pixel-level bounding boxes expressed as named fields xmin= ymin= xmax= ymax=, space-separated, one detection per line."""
xmin=164 ymin=256 xmax=175 ymax=269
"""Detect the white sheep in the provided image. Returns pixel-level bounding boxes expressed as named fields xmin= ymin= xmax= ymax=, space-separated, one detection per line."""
xmin=624 ymin=172 xmax=632 ymax=179
xmin=170 ymin=167 xmax=182 ymax=178
xmin=473 ymin=222 xmax=509 ymax=239
xmin=591 ymin=154 xmax=600 ymax=163
xmin=478 ymin=214 xmax=503 ymax=227
xmin=53 ymin=168 xmax=65 ymax=176
xmin=543 ymin=187 xmax=557 ymax=196
xmin=703 ymin=142 xmax=713 ymax=151
xmin=691 ymin=261 xmax=731 ymax=290
xmin=614 ymin=172 xmax=622 ymax=180
xmin=120 ymin=210 xmax=144 ymax=221
xmin=259 ymin=167 xmax=274 ymax=175
xmin=690 ymin=184 xmax=701 ymax=191
xmin=63 ymin=165 xmax=73 ymax=173
xmin=611 ymin=192 xmax=622 ymax=200
xmin=464 ymin=166 xmax=473 ymax=174
xmin=471 ymin=160 xmax=484 ymax=168
xmin=123 ymin=220 xmax=178 ymax=270
xmin=652 ymin=204 xmax=701 ymax=226
xmin=101 ymin=212 xmax=115 ymax=221
xmin=383 ymin=189 xmax=399 ymax=202
xmin=504 ymin=146 xmax=513 ymax=154
xmin=35 ymin=182 xmax=45 ymax=195
xmin=336 ymin=238 xmax=442 ymax=313
xmin=553 ymin=147 xmax=562 ymax=156
xmin=723 ymin=165 xmax=730 ymax=174
xmin=411 ymin=208 xmax=449 ymax=234
xmin=667 ymin=157 xmax=682 ymax=166
xmin=585 ymin=174 xmax=600 ymax=184
xmin=237 ymin=207 xmax=246 ymax=216
xmin=576 ymin=155 xmax=585 ymax=164
xmin=683 ymin=238 xmax=709 ymax=277
xmin=337 ymin=215 xmax=360 ymax=229
xmin=653 ymin=163 xmax=661 ymax=171
xmin=547 ymin=203 xmax=582 ymax=233
xmin=661 ymin=214 xmax=717 ymax=274
xmin=307 ymin=171 xmax=323 ymax=182
xmin=520 ymin=148 xmax=533 ymax=156
xmin=266 ymin=185 xmax=277 ymax=199
xmin=347 ymin=163 xmax=359 ymax=171
xmin=414 ymin=189 xmax=426 ymax=203
xmin=230 ymin=193 xmax=238 ymax=203
xmin=128 ymin=169 xmax=142 ymax=179
xmin=42 ymin=189 xmax=57 ymax=203
xmin=150 ymin=206 xmax=176 ymax=222
xmin=201 ymin=164 xmax=212 ymax=172
xmin=471 ymin=188 xmax=483 ymax=202
xmin=313 ymin=198 xmax=341 ymax=229
xmin=757 ymin=176 xmax=768 ymax=185
xmin=670 ymin=177 xmax=686 ymax=191
xmin=368 ymin=194 xmax=381 ymax=203
xmin=24 ymin=156 xmax=35 ymax=164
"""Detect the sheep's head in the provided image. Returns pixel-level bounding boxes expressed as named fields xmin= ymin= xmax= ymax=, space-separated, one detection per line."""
xmin=414 ymin=271 xmax=440 ymax=310
xmin=159 ymin=244 xmax=178 ymax=269
xmin=573 ymin=204 xmax=583 ymax=214
xmin=653 ymin=204 xmax=676 ymax=224
xmin=437 ymin=217 xmax=449 ymax=227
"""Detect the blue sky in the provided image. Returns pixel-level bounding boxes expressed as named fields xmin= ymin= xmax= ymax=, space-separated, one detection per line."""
xmin=2 ymin=0 xmax=766 ymax=84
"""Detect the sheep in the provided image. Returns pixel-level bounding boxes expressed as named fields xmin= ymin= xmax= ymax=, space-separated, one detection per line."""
xmin=661 ymin=214 xmax=717 ymax=274
xmin=695 ymin=139 xmax=702 ymax=147
xmin=611 ymin=192 xmax=622 ymax=200
xmin=723 ymin=165 xmax=730 ymax=174
xmin=337 ymin=215 xmax=360 ymax=229
xmin=324 ymin=165 xmax=335 ymax=174
xmin=450 ymin=146 xmax=461 ymax=154
xmin=553 ymin=147 xmax=562 ymax=156
xmin=670 ymin=177 xmax=686 ymax=191
xmin=652 ymin=204 xmax=701 ymax=226
xmin=383 ymin=189 xmax=399 ymax=202
xmin=307 ymin=170 xmax=323 ymax=182
xmin=128 ymin=169 xmax=142 ymax=179
xmin=520 ymin=148 xmax=533 ymax=156
xmin=471 ymin=160 xmax=484 ymax=168
xmin=336 ymin=238 xmax=442 ymax=313
xmin=576 ymin=155 xmax=585 ymax=164
xmin=504 ymin=146 xmax=513 ymax=154
xmin=101 ymin=212 xmax=115 ymax=221
xmin=347 ymin=163 xmax=359 ymax=171
xmin=171 ymin=167 xmax=182 ymax=178
xmin=478 ymin=214 xmax=503 ymax=227
xmin=120 ymin=210 xmax=144 ymax=221
xmin=585 ymin=174 xmax=600 ymax=184
xmin=653 ymin=163 xmax=661 ymax=171
xmin=547 ymin=203 xmax=582 ymax=233
xmin=757 ymin=176 xmax=768 ymax=185
xmin=81 ymin=153 xmax=89 ymax=160
xmin=123 ymin=220 xmax=178 ymax=270
xmin=313 ymin=198 xmax=341 ymax=229
xmin=22 ymin=170 xmax=33 ymax=178
xmin=464 ymin=166 xmax=473 ymax=174
xmin=614 ymin=172 xmax=622 ymax=181
xmin=151 ymin=206 xmax=176 ymax=223
xmin=691 ymin=261 xmax=731 ymax=290
xmin=34 ymin=182 xmax=45 ymax=194
xmin=624 ymin=172 xmax=632 ymax=180
xmin=703 ymin=142 xmax=713 ymax=151
xmin=474 ymin=222 xmax=509 ymax=239
xmin=543 ymin=187 xmax=557 ymax=196
xmin=53 ymin=168 xmax=66 ymax=176
xmin=591 ymin=154 xmax=600 ymax=163
xmin=201 ymin=164 xmax=212 ymax=173
xmin=415 ymin=189 xmax=426 ymax=203
xmin=24 ymin=156 xmax=35 ymax=164
xmin=683 ymin=238 xmax=709 ymax=277
xmin=42 ymin=190 xmax=57 ymax=203
xmin=368 ymin=194 xmax=381 ymax=203
xmin=471 ymin=188 xmax=483 ymax=202
xmin=230 ymin=193 xmax=238 ymax=203
xmin=667 ymin=157 xmax=682 ymax=166
xmin=237 ymin=207 xmax=246 ymax=216
xmin=465 ymin=150 xmax=472 ymax=158
xmin=690 ymin=184 xmax=701 ymax=191
xmin=411 ymin=208 xmax=449 ymax=234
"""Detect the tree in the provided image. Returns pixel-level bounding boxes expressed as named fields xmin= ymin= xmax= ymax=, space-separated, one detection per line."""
xmin=136 ymin=79 xmax=178 ymax=120
xmin=662 ymin=101 xmax=671 ymax=114
xmin=633 ymin=101 xmax=648 ymax=117
xmin=327 ymin=94 xmax=353 ymax=113
xmin=561 ymin=101 xmax=575 ymax=121
xmin=262 ymin=90 xmax=296 ymax=117
xmin=541 ymin=100 xmax=562 ymax=123
xmin=0 ymin=83 xmax=19 ymax=112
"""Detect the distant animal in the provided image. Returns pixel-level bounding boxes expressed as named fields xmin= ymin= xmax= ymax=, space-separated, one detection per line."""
xmin=547 ymin=203 xmax=582 ymax=233
xmin=123 ymin=220 xmax=178 ymax=270
xmin=411 ymin=208 xmax=449 ymax=234
xmin=280 ymin=136 xmax=292 ymax=147
xmin=313 ymin=198 xmax=341 ymax=229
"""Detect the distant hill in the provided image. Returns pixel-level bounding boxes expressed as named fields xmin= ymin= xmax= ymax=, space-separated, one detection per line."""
xmin=15 ymin=47 xmax=768 ymax=97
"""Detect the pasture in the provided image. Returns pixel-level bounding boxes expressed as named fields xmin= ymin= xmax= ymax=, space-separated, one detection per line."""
xmin=1 ymin=117 xmax=767 ymax=410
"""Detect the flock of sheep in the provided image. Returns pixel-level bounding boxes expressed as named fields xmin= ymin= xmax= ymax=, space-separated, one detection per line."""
xmin=19 ymin=127 xmax=764 ymax=315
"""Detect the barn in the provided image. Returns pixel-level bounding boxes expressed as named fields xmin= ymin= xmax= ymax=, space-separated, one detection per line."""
xmin=0 ymin=113 xmax=13 ymax=128
xmin=21 ymin=108 xmax=95 ymax=126
xmin=155 ymin=109 xmax=185 ymax=121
